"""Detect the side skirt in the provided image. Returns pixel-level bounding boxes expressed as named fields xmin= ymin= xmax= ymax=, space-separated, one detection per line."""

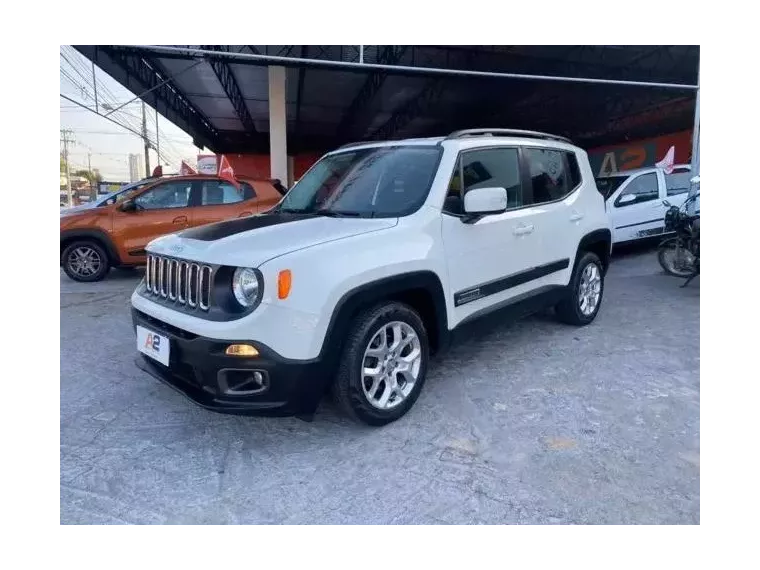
xmin=444 ymin=285 xmax=567 ymax=350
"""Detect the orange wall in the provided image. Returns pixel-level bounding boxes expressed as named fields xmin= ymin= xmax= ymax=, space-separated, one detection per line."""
xmin=587 ymin=130 xmax=693 ymax=176
xmin=215 ymin=153 xmax=322 ymax=182
xmin=293 ymin=153 xmax=321 ymax=179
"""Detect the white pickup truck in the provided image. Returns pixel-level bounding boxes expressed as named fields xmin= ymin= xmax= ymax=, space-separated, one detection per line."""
xmin=595 ymin=164 xmax=692 ymax=244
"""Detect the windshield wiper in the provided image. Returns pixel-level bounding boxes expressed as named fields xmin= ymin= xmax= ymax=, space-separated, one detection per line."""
xmin=314 ymin=210 xmax=366 ymax=218
xmin=278 ymin=207 xmax=311 ymax=214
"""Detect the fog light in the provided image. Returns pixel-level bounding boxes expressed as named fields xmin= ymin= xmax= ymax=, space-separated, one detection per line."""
xmin=225 ymin=344 xmax=259 ymax=357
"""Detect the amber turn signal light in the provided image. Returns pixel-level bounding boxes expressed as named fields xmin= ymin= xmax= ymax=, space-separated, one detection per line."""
xmin=278 ymin=270 xmax=292 ymax=299
xmin=225 ymin=344 xmax=259 ymax=357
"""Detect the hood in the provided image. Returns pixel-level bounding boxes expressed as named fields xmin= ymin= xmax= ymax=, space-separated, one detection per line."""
xmin=61 ymin=203 xmax=97 ymax=216
xmin=147 ymin=212 xmax=397 ymax=267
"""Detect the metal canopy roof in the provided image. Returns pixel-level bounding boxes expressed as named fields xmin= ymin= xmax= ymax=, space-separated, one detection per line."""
xmin=74 ymin=45 xmax=699 ymax=153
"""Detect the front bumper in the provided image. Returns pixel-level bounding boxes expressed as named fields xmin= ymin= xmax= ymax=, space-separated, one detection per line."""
xmin=131 ymin=308 xmax=328 ymax=416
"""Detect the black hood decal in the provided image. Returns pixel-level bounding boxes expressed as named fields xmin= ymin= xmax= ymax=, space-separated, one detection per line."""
xmin=179 ymin=212 xmax=313 ymax=242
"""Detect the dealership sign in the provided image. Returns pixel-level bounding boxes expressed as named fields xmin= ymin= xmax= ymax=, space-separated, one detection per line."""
xmin=197 ymin=155 xmax=217 ymax=175
xmin=589 ymin=142 xmax=657 ymax=177
xmin=587 ymin=130 xmax=692 ymax=177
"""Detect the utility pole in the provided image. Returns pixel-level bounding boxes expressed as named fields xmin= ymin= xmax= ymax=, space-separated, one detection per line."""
xmin=60 ymin=129 xmax=74 ymax=207
xmin=87 ymin=152 xmax=94 ymax=200
xmin=155 ymin=106 xmax=160 ymax=167
xmin=142 ymin=100 xmax=150 ymax=177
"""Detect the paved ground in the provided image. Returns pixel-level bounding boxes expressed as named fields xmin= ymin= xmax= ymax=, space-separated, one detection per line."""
xmin=60 ymin=249 xmax=699 ymax=524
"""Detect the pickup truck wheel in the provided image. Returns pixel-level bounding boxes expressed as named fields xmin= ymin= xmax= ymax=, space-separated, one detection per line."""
xmin=555 ymin=251 xmax=604 ymax=326
xmin=333 ymin=302 xmax=429 ymax=426
xmin=62 ymin=240 xmax=110 ymax=282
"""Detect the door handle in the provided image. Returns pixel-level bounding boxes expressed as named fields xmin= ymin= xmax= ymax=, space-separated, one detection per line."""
xmin=172 ymin=215 xmax=188 ymax=225
xmin=513 ymin=224 xmax=535 ymax=236
xmin=570 ymin=212 xmax=584 ymax=222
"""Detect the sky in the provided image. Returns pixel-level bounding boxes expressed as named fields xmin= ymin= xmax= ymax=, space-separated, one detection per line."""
xmin=59 ymin=46 xmax=208 ymax=181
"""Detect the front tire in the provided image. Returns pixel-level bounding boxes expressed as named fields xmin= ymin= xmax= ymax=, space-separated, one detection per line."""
xmin=555 ymin=251 xmax=604 ymax=326
xmin=333 ymin=302 xmax=429 ymax=426
xmin=62 ymin=240 xmax=110 ymax=282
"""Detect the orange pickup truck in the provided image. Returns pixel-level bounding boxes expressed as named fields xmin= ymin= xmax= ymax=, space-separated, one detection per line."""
xmin=60 ymin=174 xmax=282 ymax=282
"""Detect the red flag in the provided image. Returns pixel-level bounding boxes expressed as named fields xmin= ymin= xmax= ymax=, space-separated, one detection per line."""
xmin=180 ymin=160 xmax=197 ymax=175
xmin=217 ymin=155 xmax=240 ymax=188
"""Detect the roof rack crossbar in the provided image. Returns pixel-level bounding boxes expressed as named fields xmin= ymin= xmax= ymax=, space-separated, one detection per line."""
xmin=446 ymin=129 xmax=572 ymax=144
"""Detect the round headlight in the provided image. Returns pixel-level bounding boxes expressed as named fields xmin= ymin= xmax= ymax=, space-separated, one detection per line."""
xmin=232 ymin=267 xmax=261 ymax=307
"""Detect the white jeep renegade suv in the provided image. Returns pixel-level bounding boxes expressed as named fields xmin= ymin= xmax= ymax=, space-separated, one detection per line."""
xmin=131 ymin=129 xmax=612 ymax=426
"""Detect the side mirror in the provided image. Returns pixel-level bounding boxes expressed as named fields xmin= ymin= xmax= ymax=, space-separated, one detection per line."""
xmin=618 ymin=194 xmax=637 ymax=205
xmin=463 ymin=187 xmax=507 ymax=220
xmin=119 ymin=199 xmax=137 ymax=212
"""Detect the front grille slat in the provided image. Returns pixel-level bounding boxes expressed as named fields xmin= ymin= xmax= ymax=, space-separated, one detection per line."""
xmin=144 ymin=254 xmax=212 ymax=311
xmin=169 ymin=260 xmax=178 ymax=300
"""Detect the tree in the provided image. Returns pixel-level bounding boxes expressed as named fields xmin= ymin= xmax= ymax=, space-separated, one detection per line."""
xmin=73 ymin=169 xmax=103 ymax=184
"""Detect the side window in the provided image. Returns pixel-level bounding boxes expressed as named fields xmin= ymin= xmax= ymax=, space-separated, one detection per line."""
xmin=665 ymin=170 xmax=692 ymax=196
xmin=566 ymin=152 xmax=582 ymax=189
xmin=443 ymin=148 xmax=522 ymax=215
xmin=523 ymin=148 xmax=570 ymax=205
xmin=201 ymin=181 xmax=245 ymax=205
xmin=614 ymin=172 xmax=659 ymax=207
xmin=134 ymin=182 xmax=191 ymax=210
xmin=240 ymin=182 xmax=257 ymax=200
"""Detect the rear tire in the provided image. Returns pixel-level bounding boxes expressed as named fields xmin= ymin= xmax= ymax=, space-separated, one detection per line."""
xmin=658 ymin=238 xmax=694 ymax=277
xmin=555 ymin=251 xmax=604 ymax=326
xmin=62 ymin=240 xmax=110 ymax=282
xmin=333 ymin=302 xmax=429 ymax=426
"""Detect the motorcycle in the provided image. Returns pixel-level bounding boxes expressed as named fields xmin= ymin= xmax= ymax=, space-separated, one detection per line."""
xmin=657 ymin=191 xmax=700 ymax=287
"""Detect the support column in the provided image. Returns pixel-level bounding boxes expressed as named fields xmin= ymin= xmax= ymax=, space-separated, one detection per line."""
xmin=687 ymin=45 xmax=705 ymax=215
xmin=268 ymin=66 xmax=288 ymax=185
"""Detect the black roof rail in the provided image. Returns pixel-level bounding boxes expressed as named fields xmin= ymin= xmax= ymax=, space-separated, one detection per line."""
xmin=446 ymin=128 xmax=573 ymax=144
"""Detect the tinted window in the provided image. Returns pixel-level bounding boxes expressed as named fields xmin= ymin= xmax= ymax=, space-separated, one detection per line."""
xmin=566 ymin=152 xmax=582 ymax=188
xmin=614 ymin=172 xmax=659 ymax=207
xmin=240 ymin=182 xmax=256 ymax=200
xmin=135 ymin=181 xmax=191 ymax=210
xmin=524 ymin=148 xmax=570 ymax=204
xmin=595 ymin=176 xmax=628 ymax=200
xmin=279 ymin=146 xmax=441 ymax=218
xmin=459 ymin=148 xmax=522 ymax=210
xmin=201 ymin=180 xmax=245 ymax=205
xmin=665 ymin=169 xmax=691 ymax=196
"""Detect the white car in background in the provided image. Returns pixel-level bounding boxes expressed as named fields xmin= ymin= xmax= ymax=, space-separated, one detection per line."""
xmin=595 ymin=164 xmax=692 ymax=244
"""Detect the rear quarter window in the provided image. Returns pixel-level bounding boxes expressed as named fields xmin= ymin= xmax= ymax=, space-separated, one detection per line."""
xmin=665 ymin=170 xmax=692 ymax=196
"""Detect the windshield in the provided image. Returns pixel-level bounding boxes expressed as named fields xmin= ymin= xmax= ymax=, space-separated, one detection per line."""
xmin=278 ymin=146 xmax=441 ymax=217
xmin=98 ymin=183 xmax=149 ymax=206
xmin=595 ymin=176 xmax=628 ymax=200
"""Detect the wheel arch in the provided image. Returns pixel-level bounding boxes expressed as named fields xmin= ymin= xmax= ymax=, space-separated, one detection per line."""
xmin=577 ymin=228 xmax=612 ymax=274
xmin=60 ymin=229 xmax=120 ymax=266
xmin=319 ymin=271 xmax=448 ymax=368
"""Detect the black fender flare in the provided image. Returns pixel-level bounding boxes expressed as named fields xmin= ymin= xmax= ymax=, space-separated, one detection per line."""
xmin=578 ymin=228 xmax=612 ymax=274
xmin=60 ymin=229 xmax=120 ymax=265
xmin=318 ymin=270 xmax=449 ymax=367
